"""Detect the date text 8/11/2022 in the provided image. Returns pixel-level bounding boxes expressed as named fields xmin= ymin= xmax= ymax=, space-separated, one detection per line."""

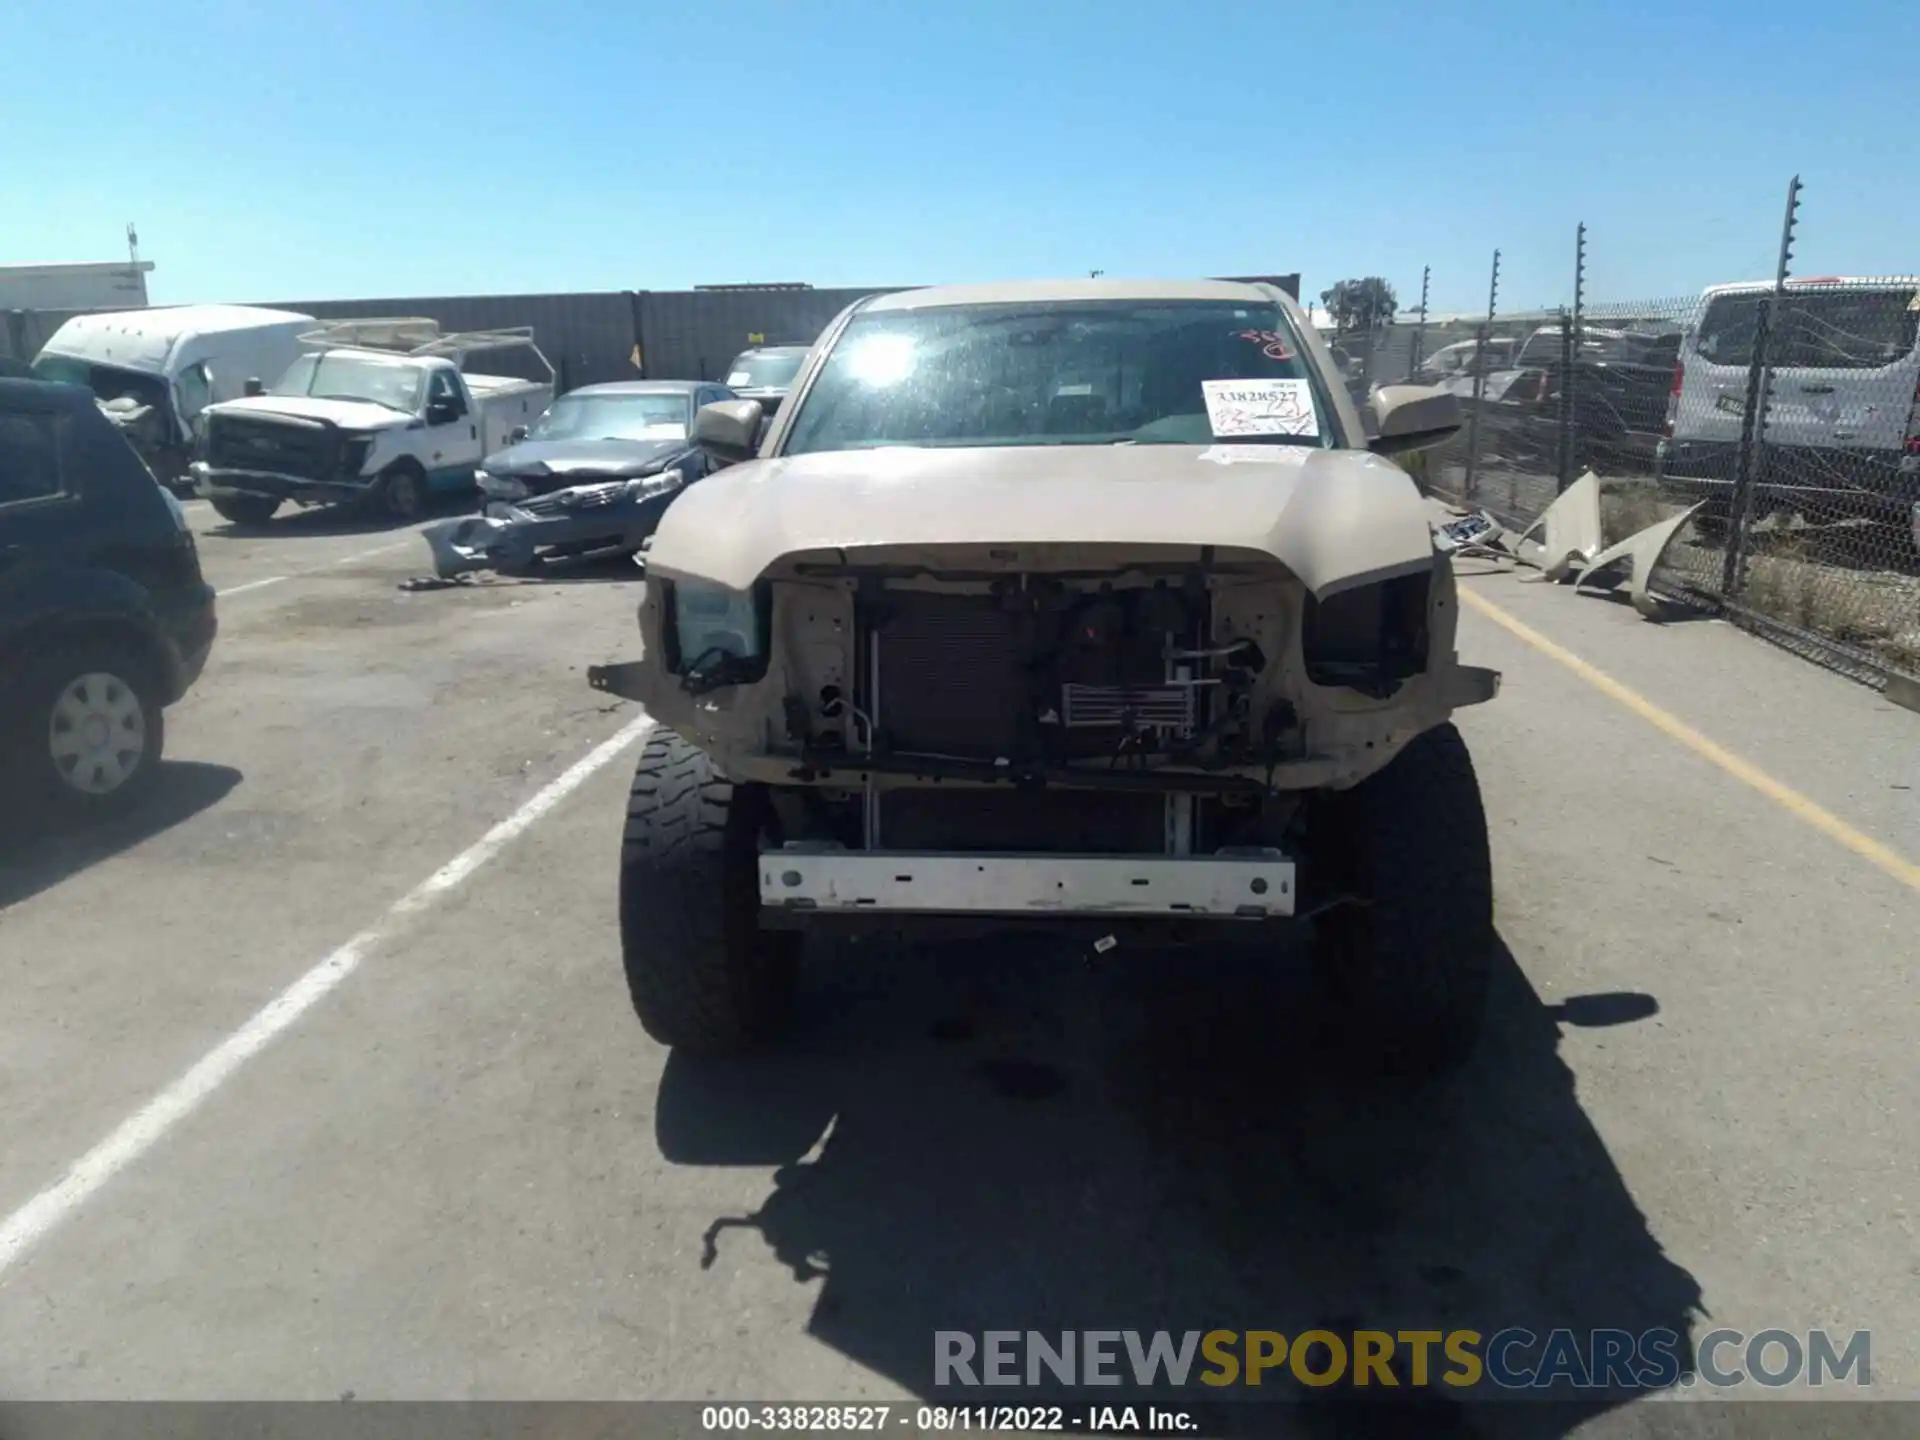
xmin=700 ymin=1404 xmax=1200 ymax=1432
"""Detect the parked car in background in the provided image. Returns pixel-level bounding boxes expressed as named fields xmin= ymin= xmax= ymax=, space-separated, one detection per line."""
xmin=421 ymin=379 xmax=734 ymax=577
xmin=0 ymin=377 xmax=217 ymax=821
xmin=1658 ymin=278 xmax=1920 ymax=520
xmin=1413 ymin=336 xmax=1517 ymax=391
xmin=723 ymin=344 xmax=811 ymax=416
xmin=1491 ymin=326 xmax=1684 ymax=473
xmin=29 ymin=305 xmax=316 ymax=493
xmin=189 ymin=318 xmax=554 ymax=525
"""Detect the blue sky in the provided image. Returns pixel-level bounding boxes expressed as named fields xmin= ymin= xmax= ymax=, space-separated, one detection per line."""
xmin=6 ymin=0 xmax=1914 ymax=315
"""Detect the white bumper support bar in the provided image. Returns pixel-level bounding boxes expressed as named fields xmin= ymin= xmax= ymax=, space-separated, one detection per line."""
xmin=759 ymin=845 xmax=1295 ymax=919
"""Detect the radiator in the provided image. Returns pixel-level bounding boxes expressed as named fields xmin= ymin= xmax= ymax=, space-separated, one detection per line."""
xmin=870 ymin=591 xmax=1028 ymax=758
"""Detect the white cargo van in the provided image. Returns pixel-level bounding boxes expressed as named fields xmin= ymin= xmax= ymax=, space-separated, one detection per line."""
xmin=30 ymin=305 xmax=316 ymax=489
xmin=1658 ymin=278 xmax=1920 ymax=519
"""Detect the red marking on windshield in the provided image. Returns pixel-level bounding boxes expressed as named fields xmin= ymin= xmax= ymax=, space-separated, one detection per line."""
xmin=1236 ymin=330 xmax=1295 ymax=361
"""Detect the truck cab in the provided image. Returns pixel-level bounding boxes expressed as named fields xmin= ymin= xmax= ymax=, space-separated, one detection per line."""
xmin=29 ymin=305 xmax=317 ymax=492
xmin=189 ymin=319 xmax=555 ymax=525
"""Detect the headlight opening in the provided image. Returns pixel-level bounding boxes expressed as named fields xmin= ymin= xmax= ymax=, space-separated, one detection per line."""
xmin=1301 ymin=570 xmax=1432 ymax=698
xmin=664 ymin=579 xmax=773 ymax=691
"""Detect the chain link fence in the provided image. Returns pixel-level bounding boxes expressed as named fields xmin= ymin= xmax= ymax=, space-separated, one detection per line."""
xmin=1343 ymin=211 xmax=1919 ymax=693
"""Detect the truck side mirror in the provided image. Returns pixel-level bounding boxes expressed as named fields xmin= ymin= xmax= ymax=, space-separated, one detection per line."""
xmin=508 ymin=425 xmax=529 ymax=444
xmin=691 ymin=399 xmax=765 ymax=466
xmin=244 ymin=377 xmax=265 ymax=397
xmin=1366 ymin=384 xmax=1463 ymax=456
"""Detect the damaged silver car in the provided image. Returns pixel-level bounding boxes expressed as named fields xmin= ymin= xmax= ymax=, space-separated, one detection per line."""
xmin=590 ymin=278 xmax=1501 ymax=1076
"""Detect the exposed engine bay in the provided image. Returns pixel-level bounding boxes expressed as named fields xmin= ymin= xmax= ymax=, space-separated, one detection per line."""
xmin=838 ymin=570 xmax=1256 ymax=858
xmin=624 ymin=552 xmax=1472 ymax=863
xmin=599 ymin=538 xmax=1500 ymax=867
xmin=852 ymin=575 xmax=1246 ymax=766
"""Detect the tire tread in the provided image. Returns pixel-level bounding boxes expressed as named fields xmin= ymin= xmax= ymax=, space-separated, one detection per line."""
xmin=618 ymin=729 xmax=795 ymax=1051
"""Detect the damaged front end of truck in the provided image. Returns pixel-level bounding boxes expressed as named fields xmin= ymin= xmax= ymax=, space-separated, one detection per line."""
xmin=593 ymin=280 xmax=1502 ymax=1078
xmin=592 ymin=443 xmax=1498 ymax=937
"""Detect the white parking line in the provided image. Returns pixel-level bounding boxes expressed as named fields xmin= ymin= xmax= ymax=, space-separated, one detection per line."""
xmin=213 ymin=538 xmax=414 ymax=599
xmin=0 ymin=712 xmax=656 ymax=1280
xmin=215 ymin=576 xmax=289 ymax=598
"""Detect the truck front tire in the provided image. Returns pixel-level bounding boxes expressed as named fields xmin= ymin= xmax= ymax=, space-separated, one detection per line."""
xmin=1310 ymin=722 xmax=1494 ymax=1078
xmin=618 ymin=729 xmax=798 ymax=1053
xmin=378 ymin=463 xmax=429 ymax=521
xmin=210 ymin=494 xmax=281 ymax=526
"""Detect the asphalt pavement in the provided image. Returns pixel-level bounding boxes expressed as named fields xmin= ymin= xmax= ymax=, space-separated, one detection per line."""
xmin=0 ymin=498 xmax=1914 ymax=1433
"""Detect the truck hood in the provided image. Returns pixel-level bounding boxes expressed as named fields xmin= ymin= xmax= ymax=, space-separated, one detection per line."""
xmin=648 ymin=443 xmax=1438 ymax=599
xmin=207 ymin=395 xmax=415 ymax=431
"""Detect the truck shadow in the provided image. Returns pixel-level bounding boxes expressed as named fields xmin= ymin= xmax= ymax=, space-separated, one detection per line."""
xmin=0 ymin=761 xmax=242 ymax=912
xmin=202 ymin=492 xmax=485 ymax=541
xmin=655 ymin=931 xmax=1702 ymax=1437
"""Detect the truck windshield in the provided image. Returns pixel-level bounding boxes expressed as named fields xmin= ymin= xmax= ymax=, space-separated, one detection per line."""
xmin=726 ymin=351 xmax=807 ymax=390
xmin=273 ymin=353 xmax=424 ymax=412
xmin=782 ymin=299 xmax=1332 ymax=455
xmin=529 ymin=392 xmax=691 ymax=442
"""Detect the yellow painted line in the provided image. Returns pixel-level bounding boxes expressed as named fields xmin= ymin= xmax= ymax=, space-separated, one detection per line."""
xmin=1459 ymin=586 xmax=1920 ymax=894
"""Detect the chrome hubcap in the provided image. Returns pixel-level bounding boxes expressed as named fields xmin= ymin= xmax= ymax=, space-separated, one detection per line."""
xmin=48 ymin=672 xmax=147 ymax=795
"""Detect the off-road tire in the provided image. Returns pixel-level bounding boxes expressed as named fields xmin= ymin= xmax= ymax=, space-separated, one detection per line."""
xmin=210 ymin=494 xmax=281 ymax=526
xmin=379 ymin=462 xmax=430 ymax=521
xmin=618 ymin=728 xmax=798 ymax=1052
xmin=1310 ymin=722 xmax=1493 ymax=1078
xmin=2 ymin=637 xmax=165 ymax=823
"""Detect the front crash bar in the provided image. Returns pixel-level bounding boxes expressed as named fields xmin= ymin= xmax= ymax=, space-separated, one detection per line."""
xmin=760 ymin=842 xmax=1295 ymax=919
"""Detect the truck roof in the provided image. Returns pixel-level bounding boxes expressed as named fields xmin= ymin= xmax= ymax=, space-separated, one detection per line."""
xmin=39 ymin=305 xmax=315 ymax=371
xmin=861 ymin=277 xmax=1283 ymax=312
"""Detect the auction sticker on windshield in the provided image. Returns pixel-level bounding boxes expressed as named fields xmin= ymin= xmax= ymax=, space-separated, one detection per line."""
xmin=728 ymin=371 xmax=752 ymax=386
xmin=1202 ymin=379 xmax=1317 ymax=438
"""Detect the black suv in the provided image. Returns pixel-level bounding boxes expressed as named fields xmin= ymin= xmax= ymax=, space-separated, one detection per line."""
xmin=0 ymin=377 xmax=218 ymax=819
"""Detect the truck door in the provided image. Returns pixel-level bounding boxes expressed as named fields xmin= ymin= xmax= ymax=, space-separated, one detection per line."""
xmin=422 ymin=366 xmax=481 ymax=491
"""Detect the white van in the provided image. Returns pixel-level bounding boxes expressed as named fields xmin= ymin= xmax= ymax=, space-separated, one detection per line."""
xmin=1658 ymin=278 xmax=1920 ymax=518
xmin=30 ymin=305 xmax=316 ymax=489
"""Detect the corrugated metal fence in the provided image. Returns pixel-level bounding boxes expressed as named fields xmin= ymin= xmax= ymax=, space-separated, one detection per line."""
xmin=263 ymin=291 xmax=644 ymax=392
xmin=249 ymin=287 xmax=913 ymax=390
xmin=6 ymin=275 xmax=1304 ymax=391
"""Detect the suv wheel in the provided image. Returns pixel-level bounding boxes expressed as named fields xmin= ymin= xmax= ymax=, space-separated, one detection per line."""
xmin=618 ymin=728 xmax=798 ymax=1052
xmin=5 ymin=640 xmax=165 ymax=821
xmin=210 ymin=494 xmax=280 ymax=526
xmin=1309 ymin=722 xmax=1493 ymax=1078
